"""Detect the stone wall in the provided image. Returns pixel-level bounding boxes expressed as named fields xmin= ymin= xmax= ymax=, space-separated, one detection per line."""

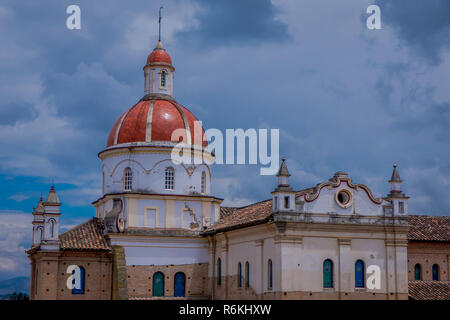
xmin=29 ymin=250 xmax=112 ymax=300
xmin=407 ymin=241 xmax=450 ymax=281
xmin=125 ymin=263 xmax=208 ymax=299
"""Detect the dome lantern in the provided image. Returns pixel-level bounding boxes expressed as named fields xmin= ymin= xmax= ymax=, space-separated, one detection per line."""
xmin=143 ymin=40 xmax=174 ymax=97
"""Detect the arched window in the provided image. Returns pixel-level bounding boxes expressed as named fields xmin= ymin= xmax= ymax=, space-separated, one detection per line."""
xmin=268 ymin=259 xmax=273 ymax=289
xmin=153 ymin=272 xmax=164 ymax=297
xmin=174 ymin=272 xmax=186 ymax=297
xmin=414 ymin=264 xmax=422 ymax=280
xmin=238 ymin=262 xmax=242 ymax=288
xmin=355 ymin=260 xmax=365 ymax=288
xmin=201 ymin=171 xmax=206 ymax=194
xmin=160 ymin=70 xmax=167 ymax=88
xmin=217 ymin=258 xmax=222 ymax=285
xmin=323 ymin=259 xmax=333 ymax=288
xmin=123 ymin=167 xmax=132 ymax=191
xmin=165 ymin=167 xmax=174 ymax=190
xmin=36 ymin=227 xmax=43 ymax=243
xmin=432 ymin=264 xmax=439 ymax=281
xmin=72 ymin=266 xmax=85 ymax=295
xmin=245 ymin=262 xmax=250 ymax=288
xmin=48 ymin=219 xmax=55 ymax=239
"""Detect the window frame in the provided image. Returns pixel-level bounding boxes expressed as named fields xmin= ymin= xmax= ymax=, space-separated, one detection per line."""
xmin=217 ymin=258 xmax=222 ymax=286
xmin=399 ymin=201 xmax=404 ymax=213
xmin=284 ymin=196 xmax=289 ymax=209
xmin=165 ymin=167 xmax=175 ymax=190
xmin=72 ymin=266 xmax=85 ymax=295
xmin=238 ymin=262 xmax=242 ymax=288
xmin=48 ymin=219 xmax=56 ymax=239
xmin=414 ymin=264 xmax=422 ymax=280
xmin=323 ymin=259 xmax=334 ymax=288
xmin=160 ymin=69 xmax=168 ymax=89
xmin=268 ymin=259 xmax=273 ymax=290
xmin=245 ymin=262 xmax=250 ymax=288
xmin=355 ymin=259 xmax=365 ymax=288
xmin=152 ymin=271 xmax=165 ymax=297
xmin=201 ymin=171 xmax=206 ymax=194
xmin=432 ymin=264 xmax=439 ymax=281
xmin=123 ymin=167 xmax=133 ymax=191
xmin=174 ymin=272 xmax=186 ymax=297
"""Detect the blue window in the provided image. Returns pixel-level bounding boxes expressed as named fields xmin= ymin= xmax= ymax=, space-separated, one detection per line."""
xmin=355 ymin=260 xmax=365 ymax=288
xmin=323 ymin=259 xmax=333 ymax=288
xmin=217 ymin=258 xmax=222 ymax=285
xmin=174 ymin=272 xmax=185 ymax=297
xmin=414 ymin=264 xmax=421 ymax=280
xmin=268 ymin=259 xmax=273 ymax=289
xmin=238 ymin=263 xmax=242 ymax=288
xmin=72 ymin=266 xmax=85 ymax=294
xmin=432 ymin=264 xmax=439 ymax=281
xmin=245 ymin=262 xmax=250 ymax=288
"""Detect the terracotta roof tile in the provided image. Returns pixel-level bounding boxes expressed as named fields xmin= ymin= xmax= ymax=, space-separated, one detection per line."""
xmin=407 ymin=215 xmax=450 ymax=242
xmin=220 ymin=207 xmax=237 ymax=219
xmin=59 ymin=218 xmax=111 ymax=251
xmin=207 ymin=199 xmax=273 ymax=232
xmin=408 ymin=281 xmax=450 ymax=300
xmin=210 ymin=195 xmax=450 ymax=237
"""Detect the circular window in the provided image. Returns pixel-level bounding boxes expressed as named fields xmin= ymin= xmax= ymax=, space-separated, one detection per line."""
xmin=335 ymin=189 xmax=352 ymax=208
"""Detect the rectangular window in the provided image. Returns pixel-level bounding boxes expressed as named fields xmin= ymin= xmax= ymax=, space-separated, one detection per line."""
xmin=124 ymin=168 xmax=132 ymax=191
xmin=284 ymin=196 xmax=289 ymax=209
xmin=274 ymin=197 xmax=278 ymax=210
xmin=399 ymin=202 xmax=404 ymax=213
xmin=165 ymin=168 xmax=174 ymax=190
xmin=145 ymin=209 xmax=156 ymax=228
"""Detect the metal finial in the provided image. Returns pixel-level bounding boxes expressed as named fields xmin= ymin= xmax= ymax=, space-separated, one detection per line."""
xmin=158 ymin=6 xmax=163 ymax=42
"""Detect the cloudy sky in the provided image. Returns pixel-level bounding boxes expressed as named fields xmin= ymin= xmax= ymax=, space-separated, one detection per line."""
xmin=0 ymin=0 xmax=449 ymax=280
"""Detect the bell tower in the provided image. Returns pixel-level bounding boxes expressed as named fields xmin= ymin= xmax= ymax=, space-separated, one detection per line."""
xmin=386 ymin=164 xmax=409 ymax=215
xmin=32 ymin=198 xmax=45 ymax=246
xmin=271 ymin=157 xmax=296 ymax=212
xmin=40 ymin=186 xmax=61 ymax=250
xmin=143 ymin=8 xmax=174 ymax=97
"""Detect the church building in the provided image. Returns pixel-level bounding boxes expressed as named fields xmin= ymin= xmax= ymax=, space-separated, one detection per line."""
xmin=26 ymin=37 xmax=449 ymax=300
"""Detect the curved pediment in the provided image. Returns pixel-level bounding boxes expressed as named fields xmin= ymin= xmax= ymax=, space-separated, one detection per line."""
xmin=302 ymin=172 xmax=383 ymax=205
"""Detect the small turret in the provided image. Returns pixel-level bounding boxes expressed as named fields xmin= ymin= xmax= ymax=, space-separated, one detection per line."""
xmin=386 ymin=164 xmax=409 ymax=215
xmin=271 ymin=158 xmax=296 ymax=212
xmin=41 ymin=186 xmax=61 ymax=250
xmin=32 ymin=198 xmax=45 ymax=246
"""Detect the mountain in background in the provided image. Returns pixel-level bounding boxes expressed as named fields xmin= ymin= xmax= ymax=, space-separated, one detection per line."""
xmin=0 ymin=277 xmax=29 ymax=297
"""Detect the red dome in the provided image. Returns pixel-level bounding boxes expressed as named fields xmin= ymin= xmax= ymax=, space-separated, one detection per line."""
xmin=146 ymin=41 xmax=172 ymax=66
xmin=107 ymin=99 xmax=207 ymax=148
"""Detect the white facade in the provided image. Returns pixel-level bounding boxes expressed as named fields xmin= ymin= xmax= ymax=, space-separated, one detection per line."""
xmin=101 ymin=146 xmax=212 ymax=196
xmin=208 ymin=168 xmax=409 ymax=299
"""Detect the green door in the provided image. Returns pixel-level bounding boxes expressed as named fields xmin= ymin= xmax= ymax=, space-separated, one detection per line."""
xmin=153 ymin=272 xmax=164 ymax=297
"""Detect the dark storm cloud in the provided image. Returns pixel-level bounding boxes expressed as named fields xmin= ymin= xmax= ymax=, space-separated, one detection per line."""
xmin=0 ymin=103 xmax=37 ymax=125
xmin=43 ymin=63 xmax=134 ymax=131
xmin=374 ymin=0 xmax=450 ymax=65
xmin=0 ymin=0 xmax=449 ymax=219
xmin=175 ymin=0 xmax=290 ymax=46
